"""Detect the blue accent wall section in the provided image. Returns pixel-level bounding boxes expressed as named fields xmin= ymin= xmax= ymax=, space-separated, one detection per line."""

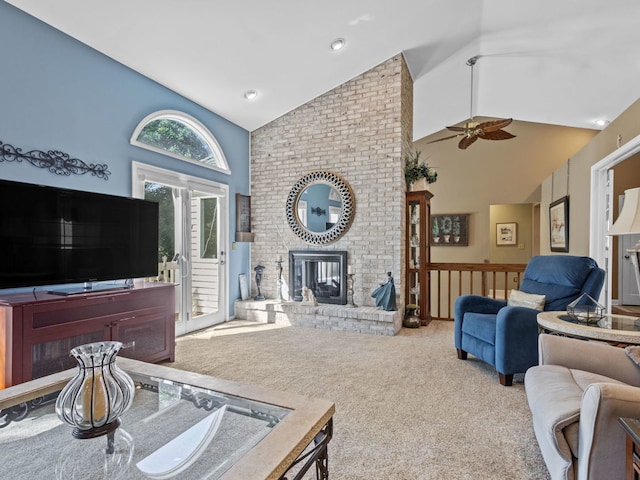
xmin=0 ymin=2 xmax=251 ymax=317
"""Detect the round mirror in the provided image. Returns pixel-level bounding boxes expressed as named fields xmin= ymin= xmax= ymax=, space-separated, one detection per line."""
xmin=286 ymin=171 xmax=355 ymax=245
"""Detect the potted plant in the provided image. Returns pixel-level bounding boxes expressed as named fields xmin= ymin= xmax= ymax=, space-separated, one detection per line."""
xmin=431 ymin=218 xmax=440 ymax=243
xmin=441 ymin=216 xmax=452 ymax=243
xmin=404 ymin=150 xmax=437 ymax=190
xmin=452 ymin=216 xmax=461 ymax=243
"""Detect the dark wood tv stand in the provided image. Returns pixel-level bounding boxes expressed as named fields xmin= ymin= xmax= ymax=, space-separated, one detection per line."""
xmin=0 ymin=281 xmax=175 ymax=389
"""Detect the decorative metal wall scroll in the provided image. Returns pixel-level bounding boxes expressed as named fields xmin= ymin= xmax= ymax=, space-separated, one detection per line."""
xmin=0 ymin=140 xmax=111 ymax=180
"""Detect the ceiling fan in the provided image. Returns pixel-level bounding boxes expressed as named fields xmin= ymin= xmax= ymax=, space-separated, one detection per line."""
xmin=428 ymin=56 xmax=516 ymax=150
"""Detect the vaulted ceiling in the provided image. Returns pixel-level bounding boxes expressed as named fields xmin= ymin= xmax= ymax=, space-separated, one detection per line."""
xmin=6 ymin=0 xmax=640 ymax=140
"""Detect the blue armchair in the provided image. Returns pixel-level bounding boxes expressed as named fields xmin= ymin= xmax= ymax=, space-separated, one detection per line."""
xmin=454 ymin=255 xmax=605 ymax=386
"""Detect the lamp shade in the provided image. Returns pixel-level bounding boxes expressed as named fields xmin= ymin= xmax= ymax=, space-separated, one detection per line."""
xmin=609 ymin=187 xmax=640 ymax=235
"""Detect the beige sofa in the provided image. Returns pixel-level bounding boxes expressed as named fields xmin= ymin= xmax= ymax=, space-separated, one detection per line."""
xmin=525 ymin=334 xmax=640 ymax=480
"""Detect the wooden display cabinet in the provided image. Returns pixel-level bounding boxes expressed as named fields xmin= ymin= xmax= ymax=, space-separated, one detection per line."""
xmin=0 ymin=282 xmax=175 ymax=389
xmin=406 ymin=190 xmax=433 ymax=325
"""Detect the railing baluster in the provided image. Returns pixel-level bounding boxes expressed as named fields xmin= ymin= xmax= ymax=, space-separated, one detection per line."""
xmin=426 ymin=262 xmax=527 ymax=320
xmin=437 ymin=270 xmax=442 ymax=319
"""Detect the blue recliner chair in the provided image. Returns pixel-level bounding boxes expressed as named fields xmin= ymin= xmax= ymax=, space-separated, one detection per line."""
xmin=454 ymin=255 xmax=605 ymax=386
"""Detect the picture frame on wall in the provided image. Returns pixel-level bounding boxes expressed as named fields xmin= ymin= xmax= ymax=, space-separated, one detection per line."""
xmin=496 ymin=222 xmax=517 ymax=246
xmin=549 ymin=196 xmax=569 ymax=252
xmin=235 ymin=193 xmax=254 ymax=242
xmin=431 ymin=214 xmax=470 ymax=246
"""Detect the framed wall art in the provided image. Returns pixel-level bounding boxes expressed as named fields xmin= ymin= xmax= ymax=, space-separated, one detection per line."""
xmin=549 ymin=196 xmax=569 ymax=252
xmin=235 ymin=193 xmax=254 ymax=242
xmin=431 ymin=214 xmax=469 ymax=246
xmin=496 ymin=222 xmax=517 ymax=246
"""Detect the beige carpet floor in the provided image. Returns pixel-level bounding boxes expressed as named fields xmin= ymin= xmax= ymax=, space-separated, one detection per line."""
xmin=165 ymin=320 xmax=550 ymax=480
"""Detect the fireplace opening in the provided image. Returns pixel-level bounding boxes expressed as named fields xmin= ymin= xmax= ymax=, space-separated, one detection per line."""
xmin=289 ymin=250 xmax=347 ymax=305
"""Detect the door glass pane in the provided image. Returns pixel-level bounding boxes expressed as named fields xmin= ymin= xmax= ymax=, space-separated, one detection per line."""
xmin=200 ymin=197 xmax=218 ymax=259
xmin=144 ymin=182 xmax=181 ymax=323
xmin=144 ymin=182 xmax=176 ymax=264
xmin=191 ymin=191 xmax=220 ymax=319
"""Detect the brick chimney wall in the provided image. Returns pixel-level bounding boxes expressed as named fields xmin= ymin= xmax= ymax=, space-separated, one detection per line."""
xmin=249 ymin=54 xmax=413 ymax=307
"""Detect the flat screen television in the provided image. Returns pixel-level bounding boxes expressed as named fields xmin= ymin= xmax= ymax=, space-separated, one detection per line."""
xmin=0 ymin=179 xmax=159 ymax=294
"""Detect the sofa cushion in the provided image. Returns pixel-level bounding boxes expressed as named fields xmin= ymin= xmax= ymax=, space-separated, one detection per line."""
xmin=519 ymin=279 xmax=580 ymax=311
xmin=520 ymin=256 xmax=597 ymax=311
xmin=461 ymin=313 xmax=496 ymax=345
xmin=523 ymin=255 xmax=597 ymax=287
xmin=625 ymin=346 xmax=640 ymax=366
xmin=507 ymin=289 xmax=546 ymax=310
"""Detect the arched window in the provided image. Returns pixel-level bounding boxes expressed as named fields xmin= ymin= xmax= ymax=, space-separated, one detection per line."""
xmin=130 ymin=110 xmax=230 ymax=174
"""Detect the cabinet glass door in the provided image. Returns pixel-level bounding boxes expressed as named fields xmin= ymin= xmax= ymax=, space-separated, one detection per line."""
xmin=30 ymin=329 xmax=107 ymax=380
xmin=408 ymin=200 xmax=421 ymax=314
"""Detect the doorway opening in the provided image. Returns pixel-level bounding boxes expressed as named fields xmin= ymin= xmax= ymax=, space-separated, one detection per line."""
xmin=590 ymin=132 xmax=640 ymax=312
xmin=132 ymin=162 xmax=228 ymax=336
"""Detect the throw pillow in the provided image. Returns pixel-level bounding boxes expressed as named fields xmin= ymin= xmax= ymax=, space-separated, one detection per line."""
xmin=507 ymin=289 xmax=546 ymax=311
xmin=625 ymin=346 xmax=640 ymax=367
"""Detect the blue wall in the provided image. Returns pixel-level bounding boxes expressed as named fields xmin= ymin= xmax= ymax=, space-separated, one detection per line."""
xmin=0 ymin=2 xmax=251 ymax=317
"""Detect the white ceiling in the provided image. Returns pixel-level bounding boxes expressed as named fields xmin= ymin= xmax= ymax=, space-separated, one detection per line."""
xmin=6 ymin=0 xmax=640 ymax=140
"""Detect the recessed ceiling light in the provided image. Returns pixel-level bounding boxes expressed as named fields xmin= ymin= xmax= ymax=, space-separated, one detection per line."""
xmin=330 ymin=38 xmax=346 ymax=51
xmin=244 ymin=90 xmax=258 ymax=100
xmin=594 ymin=119 xmax=609 ymax=127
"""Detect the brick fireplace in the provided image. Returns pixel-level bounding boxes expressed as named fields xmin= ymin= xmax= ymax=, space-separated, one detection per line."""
xmin=239 ymin=54 xmax=413 ymax=334
xmin=289 ymin=250 xmax=347 ymax=305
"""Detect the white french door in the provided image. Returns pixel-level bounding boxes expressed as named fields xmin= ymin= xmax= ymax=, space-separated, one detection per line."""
xmin=132 ymin=162 xmax=228 ymax=336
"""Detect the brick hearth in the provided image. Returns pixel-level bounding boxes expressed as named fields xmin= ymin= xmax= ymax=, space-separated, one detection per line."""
xmin=234 ymin=299 xmax=402 ymax=336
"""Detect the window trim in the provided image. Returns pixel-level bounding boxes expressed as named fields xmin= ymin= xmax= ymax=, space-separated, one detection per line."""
xmin=130 ymin=110 xmax=231 ymax=175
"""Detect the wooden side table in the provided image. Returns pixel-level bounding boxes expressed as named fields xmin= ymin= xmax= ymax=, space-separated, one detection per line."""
xmin=619 ymin=417 xmax=640 ymax=480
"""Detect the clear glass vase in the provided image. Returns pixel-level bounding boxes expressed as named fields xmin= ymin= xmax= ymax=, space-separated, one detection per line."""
xmin=55 ymin=341 xmax=135 ymax=439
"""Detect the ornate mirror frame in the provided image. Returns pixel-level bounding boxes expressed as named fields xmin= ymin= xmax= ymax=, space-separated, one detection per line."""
xmin=286 ymin=170 xmax=355 ymax=245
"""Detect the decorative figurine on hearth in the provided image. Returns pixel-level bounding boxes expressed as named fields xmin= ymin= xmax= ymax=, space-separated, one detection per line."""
xmin=371 ymin=272 xmax=397 ymax=311
xmin=301 ymin=286 xmax=318 ymax=305
xmin=254 ymin=265 xmax=265 ymax=301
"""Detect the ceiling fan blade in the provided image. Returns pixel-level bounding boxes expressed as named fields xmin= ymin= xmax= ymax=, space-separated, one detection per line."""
xmin=445 ymin=125 xmax=466 ymax=132
xmin=481 ymin=129 xmax=517 ymax=141
xmin=426 ymin=133 xmax=463 ymax=144
xmin=458 ymin=135 xmax=478 ymax=150
xmin=478 ymin=118 xmax=513 ymax=133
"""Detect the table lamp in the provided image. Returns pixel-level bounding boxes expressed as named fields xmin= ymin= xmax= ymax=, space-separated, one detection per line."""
xmin=608 ymin=187 xmax=640 ymax=295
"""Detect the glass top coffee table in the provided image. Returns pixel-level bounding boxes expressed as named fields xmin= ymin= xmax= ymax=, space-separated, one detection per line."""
xmin=0 ymin=357 xmax=334 ymax=480
xmin=537 ymin=311 xmax=640 ymax=346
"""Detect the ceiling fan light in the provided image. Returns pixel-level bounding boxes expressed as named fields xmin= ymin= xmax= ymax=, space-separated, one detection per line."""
xmin=427 ymin=57 xmax=515 ymax=150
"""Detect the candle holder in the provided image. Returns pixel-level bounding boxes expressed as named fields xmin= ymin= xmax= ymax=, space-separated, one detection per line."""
xmin=275 ymin=259 xmax=285 ymax=302
xmin=254 ymin=265 xmax=266 ymax=301
xmin=346 ymin=273 xmax=357 ymax=307
xmin=55 ymin=341 xmax=135 ymax=439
